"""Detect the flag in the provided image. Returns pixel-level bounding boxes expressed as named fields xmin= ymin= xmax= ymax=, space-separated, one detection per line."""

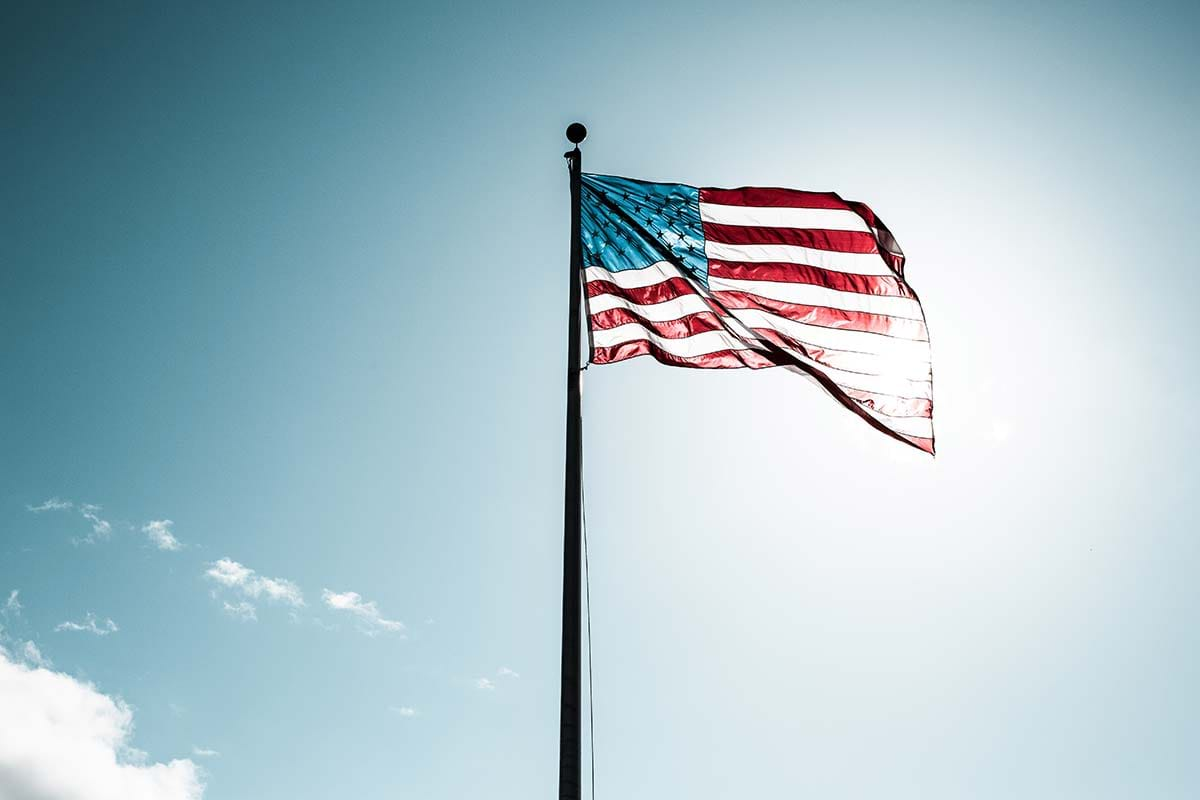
xmin=580 ymin=174 xmax=935 ymax=454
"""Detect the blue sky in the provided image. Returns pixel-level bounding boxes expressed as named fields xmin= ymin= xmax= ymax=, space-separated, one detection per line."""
xmin=2 ymin=1 xmax=1198 ymax=798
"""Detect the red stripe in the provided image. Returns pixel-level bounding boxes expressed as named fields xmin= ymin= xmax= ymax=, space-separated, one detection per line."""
xmin=708 ymin=261 xmax=913 ymax=298
xmin=589 ymin=308 xmax=725 ymax=339
xmin=700 ymin=187 xmax=851 ymax=210
xmin=585 ymin=277 xmax=700 ymax=307
xmin=591 ymin=340 xmax=775 ymax=370
xmin=702 ymin=222 xmax=878 ymax=254
xmin=900 ymin=434 xmax=935 ymax=455
xmin=712 ymin=290 xmax=929 ymax=341
xmin=847 ymin=200 xmax=906 ymax=275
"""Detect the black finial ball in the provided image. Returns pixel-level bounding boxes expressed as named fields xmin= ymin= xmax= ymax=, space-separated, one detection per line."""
xmin=566 ymin=122 xmax=587 ymax=144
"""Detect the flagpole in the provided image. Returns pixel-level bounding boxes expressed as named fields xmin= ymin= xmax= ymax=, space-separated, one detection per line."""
xmin=559 ymin=121 xmax=587 ymax=800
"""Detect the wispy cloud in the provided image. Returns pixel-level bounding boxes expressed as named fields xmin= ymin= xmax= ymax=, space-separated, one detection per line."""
xmin=29 ymin=497 xmax=187 ymax=553
xmin=221 ymin=601 xmax=257 ymax=622
xmin=389 ymin=706 xmax=418 ymax=717
xmin=321 ymin=589 xmax=405 ymax=636
xmin=2 ymin=591 xmax=19 ymax=617
xmin=27 ymin=497 xmax=72 ymax=513
xmin=26 ymin=496 xmax=114 ymax=543
xmin=21 ymin=641 xmax=51 ymax=668
xmin=142 ymin=519 xmax=182 ymax=551
xmin=191 ymin=747 xmax=220 ymax=758
xmin=475 ymin=678 xmax=495 ymax=690
xmin=55 ymin=613 xmax=119 ymax=636
xmin=76 ymin=504 xmax=113 ymax=545
xmin=205 ymin=558 xmax=304 ymax=608
xmin=498 ymin=666 xmax=520 ymax=679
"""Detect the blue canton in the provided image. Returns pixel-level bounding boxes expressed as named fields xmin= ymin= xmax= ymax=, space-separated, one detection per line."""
xmin=580 ymin=174 xmax=708 ymax=287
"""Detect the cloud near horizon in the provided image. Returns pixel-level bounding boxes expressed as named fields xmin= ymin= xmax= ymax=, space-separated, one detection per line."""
xmin=0 ymin=648 xmax=204 ymax=799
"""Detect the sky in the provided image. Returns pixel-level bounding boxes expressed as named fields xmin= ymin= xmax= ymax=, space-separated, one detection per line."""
xmin=1 ymin=1 xmax=1198 ymax=798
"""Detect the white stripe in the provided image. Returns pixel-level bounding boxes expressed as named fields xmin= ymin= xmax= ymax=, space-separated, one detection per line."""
xmin=704 ymin=240 xmax=892 ymax=277
xmin=732 ymin=309 xmax=932 ymax=381
xmin=859 ymin=405 xmax=934 ymax=439
xmin=699 ymin=202 xmax=870 ymax=232
xmin=730 ymin=308 xmax=931 ymax=362
xmin=766 ymin=339 xmax=933 ymax=400
xmin=789 ymin=342 xmax=930 ymax=384
xmin=709 ymin=276 xmax=925 ymax=321
xmin=584 ymin=261 xmax=690 ymax=289
xmin=591 ymin=323 xmax=752 ymax=359
xmin=586 ymin=291 xmax=712 ymax=322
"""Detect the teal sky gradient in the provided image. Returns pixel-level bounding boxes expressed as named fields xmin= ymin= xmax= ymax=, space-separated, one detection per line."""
xmin=2 ymin=2 xmax=1198 ymax=798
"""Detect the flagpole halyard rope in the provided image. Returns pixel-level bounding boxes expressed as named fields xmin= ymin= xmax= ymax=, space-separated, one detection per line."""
xmin=581 ymin=394 xmax=596 ymax=800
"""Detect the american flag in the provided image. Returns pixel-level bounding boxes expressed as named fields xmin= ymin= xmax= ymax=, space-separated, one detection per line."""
xmin=580 ymin=174 xmax=935 ymax=454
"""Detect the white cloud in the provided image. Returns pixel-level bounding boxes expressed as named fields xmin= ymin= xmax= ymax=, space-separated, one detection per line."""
xmin=475 ymin=678 xmax=495 ymax=690
xmin=3 ymin=590 xmax=20 ymax=616
xmin=498 ymin=666 xmax=519 ymax=679
xmin=321 ymin=590 xmax=405 ymax=636
xmin=0 ymin=648 xmax=204 ymax=800
xmin=142 ymin=520 xmax=182 ymax=551
xmin=206 ymin=559 xmax=251 ymax=587
xmin=27 ymin=497 xmax=73 ymax=513
xmin=77 ymin=504 xmax=113 ymax=544
xmin=21 ymin=641 xmax=51 ymax=668
xmin=204 ymin=558 xmax=304 ymax=609
xmin=389 ymin=706 xmax=418 ymax=717
xmin=191 ymin=747 xmax=219 ymax=758
xmin=55 ymin=613 xmax=119 ymax=636
xmin=221 ymin=601 xmax=256 ymax=622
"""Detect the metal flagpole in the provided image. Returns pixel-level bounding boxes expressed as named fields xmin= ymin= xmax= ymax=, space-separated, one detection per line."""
xmin=559 ymin=121 xmax=587 ymax=800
